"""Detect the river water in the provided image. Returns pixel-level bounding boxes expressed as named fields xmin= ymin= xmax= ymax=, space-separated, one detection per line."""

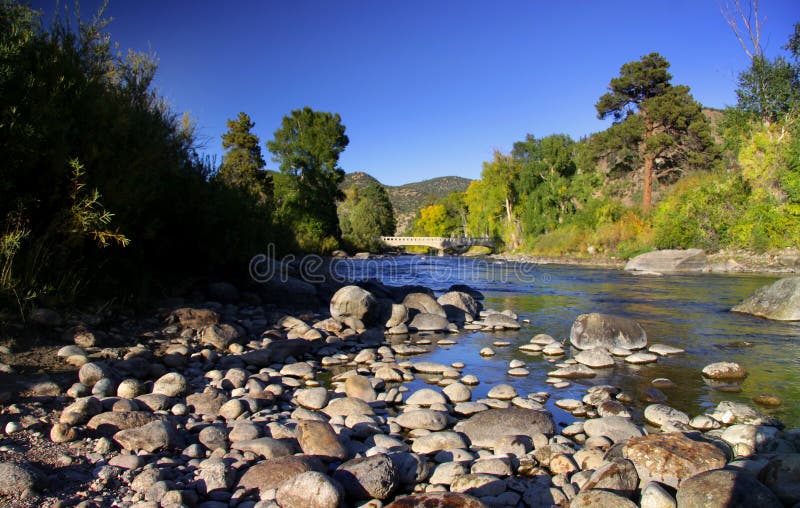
xmin=331 ymin=255 xmax=800 ymax=428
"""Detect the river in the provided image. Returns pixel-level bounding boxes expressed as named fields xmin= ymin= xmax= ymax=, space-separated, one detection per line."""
xmin=332 ymin=255 xmax=800 ymax=429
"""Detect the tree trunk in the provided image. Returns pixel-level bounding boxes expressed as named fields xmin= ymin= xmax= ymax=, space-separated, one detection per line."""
xmin=504 ymin=195 xmax=520 ymax=250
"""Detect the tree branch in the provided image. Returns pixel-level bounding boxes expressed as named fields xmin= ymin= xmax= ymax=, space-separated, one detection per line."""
xmin=720 ymin=0 xmax=764 ymax=60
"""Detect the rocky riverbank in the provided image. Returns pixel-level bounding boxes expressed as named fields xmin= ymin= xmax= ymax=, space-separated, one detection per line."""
xmin=0 ymin=278 xmax=798 ymax=508
xmin=494 ymin=247 xmax=800 ymax=275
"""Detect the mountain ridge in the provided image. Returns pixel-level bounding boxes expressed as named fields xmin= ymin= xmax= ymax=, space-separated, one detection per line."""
xmin=341 ymin=172 xmax=472 ymax=234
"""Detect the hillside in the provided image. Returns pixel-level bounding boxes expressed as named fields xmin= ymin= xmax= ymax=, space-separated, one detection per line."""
xmin=341 ymin=172 xmax=472 ymax=234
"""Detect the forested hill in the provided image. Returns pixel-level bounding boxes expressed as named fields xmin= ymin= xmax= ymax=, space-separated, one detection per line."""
xmin=341 ymin=172 xmax=472 ymax=233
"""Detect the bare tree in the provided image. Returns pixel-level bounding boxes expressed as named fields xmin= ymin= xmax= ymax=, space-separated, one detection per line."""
xmin=721 ymin=0 xmax=765 ymax=60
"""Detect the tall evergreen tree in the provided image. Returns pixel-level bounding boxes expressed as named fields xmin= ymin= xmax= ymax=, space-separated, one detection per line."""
xmin=596 ymin=53 xmax=718 ymax=210
xmin=217 ymin=112 xmax=272 ymax=207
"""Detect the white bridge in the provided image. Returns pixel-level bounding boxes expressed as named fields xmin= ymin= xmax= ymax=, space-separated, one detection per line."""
xmin=380 ymin=236 xmax=494 ymax=256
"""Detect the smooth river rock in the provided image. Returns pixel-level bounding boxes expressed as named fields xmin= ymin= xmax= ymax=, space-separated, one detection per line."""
xmin=676 ymin=469 xmax=782 ymax=508
xmin=570 ymin=313 xmax=647 ymax=350
xmin=330 ymin=285 xmax=378 ymax=325
xmin=732 ymin=276 xmax=800 ymax=321
xmin=455 ymin=407 xmax=555 ymax=448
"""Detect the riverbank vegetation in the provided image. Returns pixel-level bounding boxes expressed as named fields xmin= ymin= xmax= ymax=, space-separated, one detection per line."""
xmin=0 ymin=2 xmax=377 ymax=316
xmin=410 ymin=21 xmax=800 ymax=258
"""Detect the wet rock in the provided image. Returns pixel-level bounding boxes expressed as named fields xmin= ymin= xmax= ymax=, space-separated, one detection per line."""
xmin=438 ymin=291 xmax=479 ymax=322
xmin=385 ymin=492 xmax=487 ymax=508
xmin=625 ymin=249 xmax=706 ymax=273
xmin=331 ymin=285 xmax=378 ymax=325
xmin=403 ymin=292 xmax=447 ymax=318
xmin=623 ymin=433 xmax=727 ymax=488
xmin=732 ymin=276 xmax=800 ymax=321
xmin=455 ymin=407 xmax=555 ymax=448
xmin=275 ymin=471 xmax=344 ymax=508
xmin=575 ymin=348 xmax=615 ymax=368
xmin=333 ymin=453 xmax=398 ymax=500
xmin=549 ymin=364 xmax=597 ymax=379
xmin=758 ymin=453 xmax=800 ymax=505
xmin=409 ymin=313 xmax=452 ymax=332
xmin=701 ymin=361 xmax=747 ymax=379
xmin=676 ymin=469 xmax=782 ymax=508
xmin=570 ymin=313 xmax=647 ymax=350
xmin=295 ymin=420 xmax=347 ymax=461
xmin=483 ymin=313 xmax=520 ymax=330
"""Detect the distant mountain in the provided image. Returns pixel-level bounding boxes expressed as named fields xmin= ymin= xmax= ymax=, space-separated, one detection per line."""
xmin=341 ymin=172 xmax=472 ymax=234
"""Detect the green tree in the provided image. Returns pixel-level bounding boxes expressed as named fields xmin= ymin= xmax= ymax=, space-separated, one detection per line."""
xmin=338 ymin=182 xmax=395 ymax=252
xmin=736 ymin=55 xmax=799 ymax=125
xmin=596 ymin=53 xmax=718 ymax=210
xmin=267 ymin=107 xmax=349 ymax=252
xmin=217 ymin=112 xmax=271 ymax=204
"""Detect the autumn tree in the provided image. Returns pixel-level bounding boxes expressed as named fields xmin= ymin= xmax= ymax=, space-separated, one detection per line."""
xmin=596 ymin=53 xmax=718 ymax=210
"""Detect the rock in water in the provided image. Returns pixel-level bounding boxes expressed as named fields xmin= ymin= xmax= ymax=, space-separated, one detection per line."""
xmin=732 ymin=277 xmax=800 ymax=321
xmin=455 ymin=407 xmax=555 ymax=448
xmin=625 ymin=248 xmax=707 ymax=273
xmin=330 ymin=285 xmax=378 ymax=325
xmin=676 ymin=469 xmax=782 ymax=508
xmin=570 ymin=313 xmax=647 ymax=350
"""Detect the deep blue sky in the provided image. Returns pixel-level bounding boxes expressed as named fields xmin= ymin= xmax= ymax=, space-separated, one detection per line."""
xmin=33 ymin=0 xmax=799 ymax=185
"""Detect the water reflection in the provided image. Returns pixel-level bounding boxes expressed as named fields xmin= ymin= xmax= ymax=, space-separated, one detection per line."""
xmin=336 ymin=256 xmax=800 ymax=427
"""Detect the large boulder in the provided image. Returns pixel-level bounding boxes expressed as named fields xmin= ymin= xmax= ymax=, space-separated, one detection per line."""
xmin=330 ymin=285 xmax=378 ymax=325
xmin=402 ymin=293 xmax=447 ymax=318
xmin=625 ymin=248 xmax=707 ymax=273
xmin=676 ymin=469 xmax=782 ymax=508
xmin=236 ymin=456 xmax=322 ymax=496
xmin=386 ymin=492 xmax=487 ymax=508
xmin=623 ymin=433 xmax=727 ymax=488
xmin=454 ymin=407 xmax=555 ymax=448
xmin=570 ymin=313 xmax=647 ymax=350
xmin=732 ymin=277 xmax=800 ymax=321
xmin=333 ymin=454 xmax=399 ymax=500
xmin=437 ymin=291 xmax=480 ymax=322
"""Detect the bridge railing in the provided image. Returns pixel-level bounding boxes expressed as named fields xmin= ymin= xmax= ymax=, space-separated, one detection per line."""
xmin=379 ymin=236 xmax=494 ymax=245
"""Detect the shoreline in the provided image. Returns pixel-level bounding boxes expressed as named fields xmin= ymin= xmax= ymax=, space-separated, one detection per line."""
xmin=490 ymin=248 xmax=800 ymax=276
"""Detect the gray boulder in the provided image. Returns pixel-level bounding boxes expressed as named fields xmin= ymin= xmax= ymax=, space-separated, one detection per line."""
xmin=330 ymin=285 xmax=378 ymax=325
xmin=113 ymin=420 xmax=181 ymax=452
xmin=276 ymin=471 xmax=344 ymax=508
xmin=0 ymin=462 xmax=46 ymax=495
xmin=732 ymin=277 xmax=800 ymax=321
xmin=438 ymin=291 xmax=480 ymax=322
xmin=676 ymin=469 xmax=782 ymax=508
xmin=625 ymin=248 xmax=707 ymax=272
xmin=409 ymin=313 xmax=452 ymax=332
xmin=455 ymin=407 xmax=555 ymax=448
xmin=333 ymin=454 xmax=399 ymax=500
xmin=570 ymin=313 xmax=647 ymax=350
xmin=403 ymin=292 xmax=447 ymax=318
xmin=483 ymin=313 xmax=520 ymax=330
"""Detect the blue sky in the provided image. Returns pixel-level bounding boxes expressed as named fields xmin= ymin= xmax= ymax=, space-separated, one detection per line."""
xmin=34 ymin=0 xmax=799 ymax=185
